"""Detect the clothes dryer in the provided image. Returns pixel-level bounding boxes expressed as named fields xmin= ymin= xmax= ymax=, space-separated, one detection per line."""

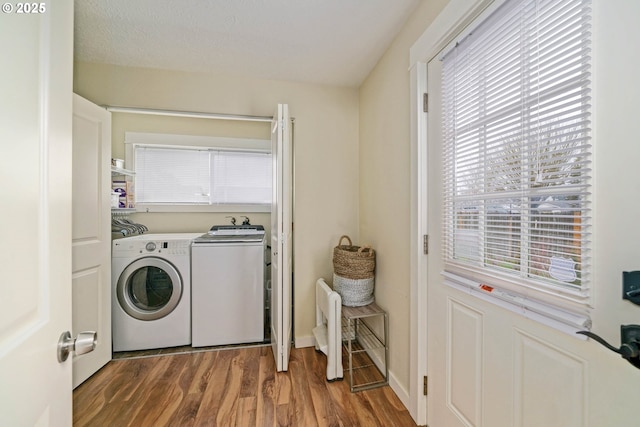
xmin=111 ymin=233 xmax=200 ymax=352
xmin=191 ymin=225 xmax=266 ymax=347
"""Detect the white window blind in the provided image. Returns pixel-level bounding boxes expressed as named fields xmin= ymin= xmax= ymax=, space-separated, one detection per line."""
xmin=211 ymin=150 xmax=272 ymax=204
xmin=441 ymin=0 xmax=592 ymax=293
xmin=135 ymin=145 xmax=271 ymax=205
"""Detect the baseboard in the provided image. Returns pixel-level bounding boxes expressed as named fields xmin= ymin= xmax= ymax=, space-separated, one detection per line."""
xmin=294 ymin=334 xmax=316 ymax=349
xmin=358 ymin=339 xmax=411 ymax=413
xmin=389 ymin=370 xmax=411 ymax=414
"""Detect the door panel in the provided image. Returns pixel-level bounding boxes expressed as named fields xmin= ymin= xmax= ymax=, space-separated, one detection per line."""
xmin=513 ymin=330 xmax=586 ymax=427
xmin=426 ymin=50 xmax=588 ymax=427
xmin=425 ymin=2 xmax=640 ymax=422
xmin=271 ymin=104 xmax=292 ymax=371
xmin=72 ymin=94 xmax=112 ymax=388
xmin=447 ymin=299 xmax=483 ymax=426
xmin=0 ymin=1 xmax=74 ymax=425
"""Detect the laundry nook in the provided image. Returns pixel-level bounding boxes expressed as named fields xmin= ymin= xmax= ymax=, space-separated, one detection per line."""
xmin=104 ymin=108 xmax=290 ymax=361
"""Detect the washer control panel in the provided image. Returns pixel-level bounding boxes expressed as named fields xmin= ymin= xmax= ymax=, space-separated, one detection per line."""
xmin=113 ymin=237 xmax=193 ymax=257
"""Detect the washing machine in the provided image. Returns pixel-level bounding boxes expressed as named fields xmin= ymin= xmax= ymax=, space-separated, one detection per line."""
xmin=111 ymin=233 xmax=200 ymax=352
xmin=191 ymin=225 xmax=266 ymax=347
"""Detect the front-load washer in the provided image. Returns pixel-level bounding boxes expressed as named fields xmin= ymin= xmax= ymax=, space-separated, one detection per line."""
xmin=111 ymin=233 xmax=200 ymax=352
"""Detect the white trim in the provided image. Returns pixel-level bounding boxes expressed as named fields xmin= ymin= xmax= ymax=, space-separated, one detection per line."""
xmin=409 ymin=61 xmax=428 ymax=424
xmin=437 ymin=0 xmax=509 ymax=61
xmin=410 ymin=0 xmax=495 ymax=67
xmin=442 ymin=271 xmax=591 ymax=337
xmin=409 ymin=1 xmax=500 ymax=426
xmin=105 ymin=105 xmax=273 ymax=123
xmin=389 ymin=370 xmax=411 ymax=414
xmin=124 ymin=132 xmax=271 ymax=150
xmin=132 ymin=204 xmax=271 ymax=214
xmin=294 ymin=334 xmax=315 ymax=349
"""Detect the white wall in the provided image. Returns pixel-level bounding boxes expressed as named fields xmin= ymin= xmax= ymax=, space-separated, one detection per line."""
xmin=358 ymin=0 xmax=448 ymax=396
xmin=74 ymin=62 xmax=360 ymax=344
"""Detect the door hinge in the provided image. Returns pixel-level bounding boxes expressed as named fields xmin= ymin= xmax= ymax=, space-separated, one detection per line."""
xmin=423 ymin=375 xmax=428 ymax=395
xmin=423 ymin=93 xmax=429 ymax=113
xmin=423 ymin=234 xmax=429 ymax=255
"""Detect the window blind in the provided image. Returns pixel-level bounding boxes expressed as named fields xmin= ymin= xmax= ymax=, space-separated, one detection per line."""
xmin=441 ymin=0 xmax=592 ymax=293
xmin=135 ymin=146 xmax=210 ymax=204
xmin=135 ymin=145 xmax=272 ymax=205
xmin=211 ymin=151 xmax=272 ymax=204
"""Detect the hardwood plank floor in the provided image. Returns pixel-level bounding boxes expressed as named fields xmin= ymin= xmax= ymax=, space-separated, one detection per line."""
xmin=73 ymin=346 xmax=418 ymax=427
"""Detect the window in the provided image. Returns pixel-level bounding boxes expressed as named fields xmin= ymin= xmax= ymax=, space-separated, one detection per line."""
xmin=441 ymin=0 xmax=592 ymax=297
xmin=126 ymin=133 xmax=271 ymax=210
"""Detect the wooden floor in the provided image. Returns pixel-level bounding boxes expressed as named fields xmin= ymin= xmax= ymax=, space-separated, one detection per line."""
xmin=73 ymin=346 xmax=418 ymax=427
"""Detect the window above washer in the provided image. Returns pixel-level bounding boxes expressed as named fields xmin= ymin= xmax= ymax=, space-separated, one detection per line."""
xmin=125 ymin=132 xmax=272 ymax=213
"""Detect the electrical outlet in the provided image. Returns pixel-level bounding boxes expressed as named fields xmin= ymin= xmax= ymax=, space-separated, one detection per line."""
xmin=622 ymin=271 xmax=640 ymax=306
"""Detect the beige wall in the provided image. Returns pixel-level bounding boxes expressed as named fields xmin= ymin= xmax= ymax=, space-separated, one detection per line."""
xmin=358 ymin=0 xmax=448 ymax=393
xmin=74 ymin=62 xmax=360 ymax=344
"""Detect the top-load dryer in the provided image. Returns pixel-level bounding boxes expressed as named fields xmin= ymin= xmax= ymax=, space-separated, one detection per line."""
xmin=111 ymin=233 xmax=200 ymax=352
xmin=191 ymin=225 xmax=266 ymax=347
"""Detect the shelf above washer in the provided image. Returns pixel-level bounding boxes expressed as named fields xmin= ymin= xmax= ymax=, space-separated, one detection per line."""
xmin=111 ymin=166 xmax=135 ymax=177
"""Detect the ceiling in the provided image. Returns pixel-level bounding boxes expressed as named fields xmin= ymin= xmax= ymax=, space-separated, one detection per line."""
xmin=74 ymin=0 xmax=420 ymax=88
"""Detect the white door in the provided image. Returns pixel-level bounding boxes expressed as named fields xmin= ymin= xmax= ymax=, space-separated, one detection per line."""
xmin=72 ymin=94 xmax=112 ymax=387
xmin=0 ymin=1 xmax=75 ymax=425
xmin=271 ymin=104 xmax=293 ymax=371
xmin=425 ymin=2 xmax=640 ymax=425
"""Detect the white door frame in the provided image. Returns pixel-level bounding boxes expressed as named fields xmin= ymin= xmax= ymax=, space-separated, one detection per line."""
xmin=271 ymin=104 xmax=293 ymax=372
xmin=408 ymin=0 xmax=496 ymax=424
xmin=409 ymin=61 xmax=429 ymax=424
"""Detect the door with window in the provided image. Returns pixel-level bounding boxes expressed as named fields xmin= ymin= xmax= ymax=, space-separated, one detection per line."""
xmin=425 ymin=0 xmax=640 ymax=425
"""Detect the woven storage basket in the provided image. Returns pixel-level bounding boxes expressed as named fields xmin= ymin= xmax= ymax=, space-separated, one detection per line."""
xmin=332 ymin=235 xmax=375 ymax=280
xmin=333 ymin=273 xmax=374 ymax=307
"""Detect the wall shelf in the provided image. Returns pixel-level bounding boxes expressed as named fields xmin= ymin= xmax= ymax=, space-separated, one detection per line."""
xmin=111 ymin=166 xmax=135 ymax=177
xmin=111 ymin=208 xmax=136 ymax=214
xmin=111 ymin=167 xmax=135 ymax=211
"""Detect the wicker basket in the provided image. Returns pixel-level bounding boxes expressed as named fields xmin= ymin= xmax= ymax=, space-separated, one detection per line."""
xmin=333 ymin=273 xmax=374 ymax=307
xmin=332 ymin=235 xmax=375 ymax=280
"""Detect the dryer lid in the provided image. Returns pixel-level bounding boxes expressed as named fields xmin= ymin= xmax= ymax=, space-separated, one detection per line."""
xmin=193 ymin=224 xmax=266 ymax=243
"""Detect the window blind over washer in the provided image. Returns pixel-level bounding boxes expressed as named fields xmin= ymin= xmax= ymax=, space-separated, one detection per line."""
xmin=441 ymin=0 xmax=592 ymax=291
xmin=135 ymin=145 xmax=272 ymax=205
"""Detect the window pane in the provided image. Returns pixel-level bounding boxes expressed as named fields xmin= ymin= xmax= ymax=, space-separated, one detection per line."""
xmin=211 ymin=151 xmax=272 ymax=204
xmin=134 ymin=145 xmax=272 ymax=206
xmin=485 ymin=198 xmax=522 ymax=273
xmin=135 ymin=147 xmax=210 ymax=204
xmin=442 ymin=0 xmax=591 ymax=293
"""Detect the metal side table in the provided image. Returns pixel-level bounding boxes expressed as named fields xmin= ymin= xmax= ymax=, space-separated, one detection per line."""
xmin=341 ymin=302 xmax=389 ymax=392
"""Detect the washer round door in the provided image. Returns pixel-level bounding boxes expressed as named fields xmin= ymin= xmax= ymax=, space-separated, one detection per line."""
xmin=117 ymin=257 xmax=183 ymax=321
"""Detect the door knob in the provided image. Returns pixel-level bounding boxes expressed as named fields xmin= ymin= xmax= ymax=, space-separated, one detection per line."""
xmin=577 ymin=325 xmax=640 ymax=369
xmin=57 ymin=330 xmax=97 ymax=363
